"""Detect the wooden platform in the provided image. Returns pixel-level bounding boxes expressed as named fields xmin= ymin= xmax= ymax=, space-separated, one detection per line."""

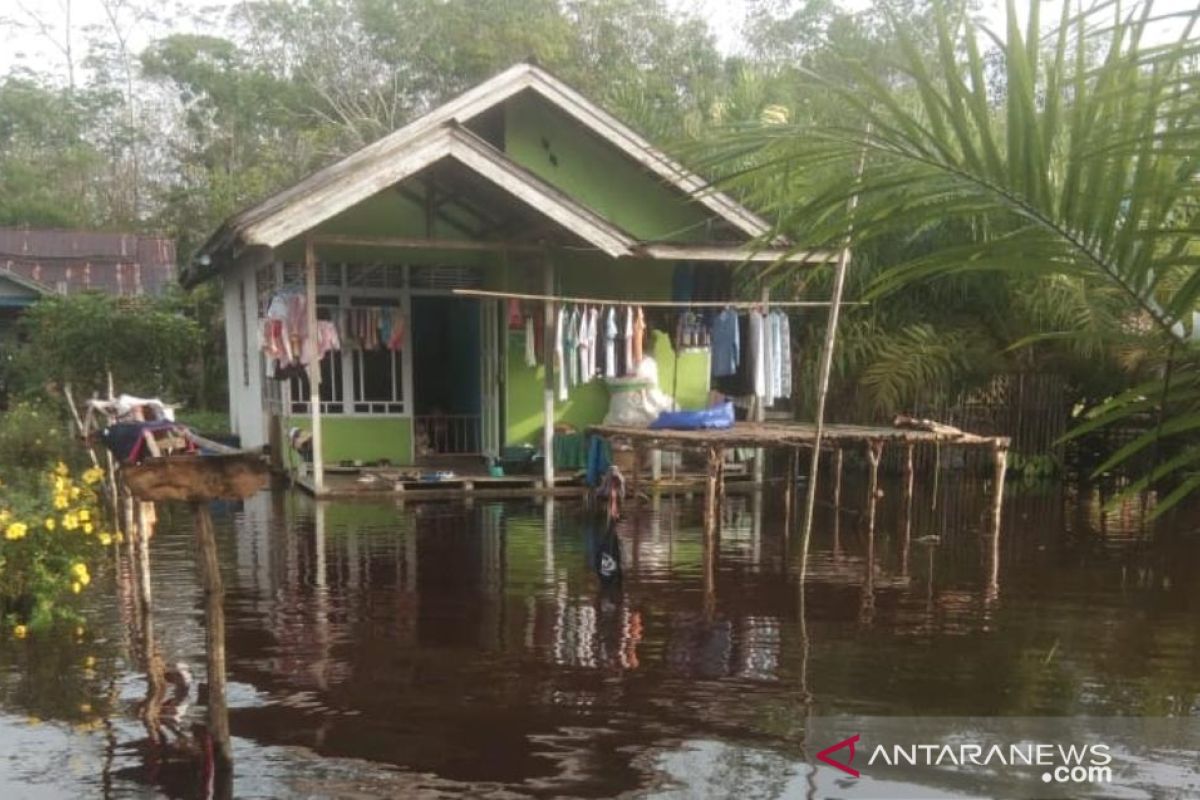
xmin=588 ymin=420 xmax=1008 ymax=450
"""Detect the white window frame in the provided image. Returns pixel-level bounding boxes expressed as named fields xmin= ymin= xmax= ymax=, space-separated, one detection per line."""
xmin=270 ymin=262 xmax=414 ymax=418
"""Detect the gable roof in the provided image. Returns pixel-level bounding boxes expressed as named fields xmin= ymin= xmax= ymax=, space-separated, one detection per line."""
xmin=0 ymin=267 xmax=55 ymax=306
xmin=197 ymin=62 xmax=781 ymax=273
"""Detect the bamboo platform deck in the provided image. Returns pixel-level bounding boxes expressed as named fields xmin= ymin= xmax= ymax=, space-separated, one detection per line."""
xmin=588 ymin=421 xmax=1009 ymax=450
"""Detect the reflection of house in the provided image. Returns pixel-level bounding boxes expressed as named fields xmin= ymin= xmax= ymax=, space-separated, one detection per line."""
xmin=190 ymin=63 xmax=822 ymax=485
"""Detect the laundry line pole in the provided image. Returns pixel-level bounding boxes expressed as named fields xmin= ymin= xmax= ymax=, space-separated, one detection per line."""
xmin=799 ymin=137 xmax=869 ymax=576
xmin=542 ymin=253 xmax=556 ymax=488
xmin=304 ymin=237 xmax=324 ymax=494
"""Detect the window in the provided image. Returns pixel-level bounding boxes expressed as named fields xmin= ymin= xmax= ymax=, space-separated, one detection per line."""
xmin=276 ymin=262 xmax=409 ymax=417
xmin=352 ymin=348 xmax=404 ymax=414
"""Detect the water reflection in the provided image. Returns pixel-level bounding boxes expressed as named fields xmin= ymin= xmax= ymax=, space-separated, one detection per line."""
xmin=0 ymin=476 xmax=1198 ymax=798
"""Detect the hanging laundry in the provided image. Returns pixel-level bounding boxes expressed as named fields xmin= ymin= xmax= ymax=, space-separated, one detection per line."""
xmin=750 ymin=309 xmax=767 ymax=400
xmin=604 ymin=306 xmax=619 ymax=378
xmin=524 ymin=314 xmax=537 ymax=367
xmin=586 ymin=307 xmax=599 ymax=379
xmin=567 ymin=306 xmax=581 ymax=387
xmin=777 ymin=311 xmax=792 ymax=399
xmin=623 ymin=306 xmax=635 ymax=375
xmin=632 ymin=306 xmax=645 ymax=368
xmin=710 ymin=307 xmax=740 ymax=378
xmin=577 ymin=306 xmax=591 ymax=385
xmin=555 ymin=305 xmax=568 ymax=401
xmin=316 ymin=320 xmax=341 ymax=359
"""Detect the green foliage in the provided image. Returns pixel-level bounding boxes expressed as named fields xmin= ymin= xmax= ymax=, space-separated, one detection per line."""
xmin=18 ymin=293 xmax=201 ymax=401
xmin=713 ymin=0 xmax=1200 ymax=510
xmin=0 ymin=402 xmax=75 ymax=476
xmin=0 ymin=463 xmax=112 ymax=631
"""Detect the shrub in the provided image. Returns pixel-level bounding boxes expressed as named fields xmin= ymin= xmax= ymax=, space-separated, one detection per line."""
xmin=0 ymin=402 xmax=75 ymax=475
xmin=0 ymin=462 xmax=115 ymax=631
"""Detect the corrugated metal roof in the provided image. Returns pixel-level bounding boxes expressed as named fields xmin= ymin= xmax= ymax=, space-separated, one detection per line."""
xmin=0 ymin=227 xmax=176 ymax=297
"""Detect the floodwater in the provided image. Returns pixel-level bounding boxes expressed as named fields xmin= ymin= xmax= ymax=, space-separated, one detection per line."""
xmin=1 ymin=475 xmax=1199 ymax=799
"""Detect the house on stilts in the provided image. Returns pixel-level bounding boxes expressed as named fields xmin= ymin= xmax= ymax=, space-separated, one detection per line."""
xmin=186 ymin=62 xmax=831 ymax=494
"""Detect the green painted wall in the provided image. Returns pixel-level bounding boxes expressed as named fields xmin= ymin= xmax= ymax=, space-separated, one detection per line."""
xmin=502 ymin=255 xmax=711 ymax=446
xmin=287 ymin=416 xmax=413 ymax=465
xmin=504 ymin=92 xmax=710 ymax=243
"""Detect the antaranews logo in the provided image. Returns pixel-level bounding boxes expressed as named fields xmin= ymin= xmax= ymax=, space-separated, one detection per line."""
xmin=814 ymin=734 xmax=1113 ymax=786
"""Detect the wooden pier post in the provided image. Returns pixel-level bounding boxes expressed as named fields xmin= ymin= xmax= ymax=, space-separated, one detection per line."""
xmin=704 ymin=446 xmax=722 ymax=535
xmin=542 ymin=255 xmax=557 ymax=488
xmin=304 ymin=238 xmax=324 ymax=494
xmin=987 ymin=441 xmax=1007 ymax=602
xmin=192 ymin=502 xmax=231 ymax=766
xmin=866 ymin=439 xmax=884 ymax=531
xmin=630 ymin=443 xmax=641 ymax=504
xmin=784 ymin=447 xmax=799 ymax=531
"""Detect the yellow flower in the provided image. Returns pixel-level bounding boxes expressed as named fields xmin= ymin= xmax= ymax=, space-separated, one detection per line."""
xmin=98 ymin=532 xmax=112 ymax=546
xmin=43 ymin=517 xmax=55 ymax=531
xmin=13 ymin=625 xmax=27 ymax=639
xmin=54 ymin=494 xmax=69 ymax=510
xmin=82 ymin=467 xmax=104 ymax=485
xmin=114 ymin=532 xmax=124 ymax=544
xmin=69 ymin=486 xmax=81 ymax=500
xmin=82 ymin=523 xmax=94 ymax=535
xmin=78 ymin=509 xmax=90 ymax=522
xmin=63 ymin=513 xmax=79 ymax=531
xmin=0 ymin=509 xmax=10 ymax=522
xmin=71 ymin=581 xmax=82 ymax=594
xmin=70 ymin=562 xmax=88 ymax=579
xmin=54 ymin=462 xmax=69 ymax=477
xmin=54 ymin=476 xmax=67 ymax=493
xmin=5 ymin=522 xmax=28 ymax=541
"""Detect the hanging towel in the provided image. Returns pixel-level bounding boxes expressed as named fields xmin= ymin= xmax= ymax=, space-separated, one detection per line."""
xmin=632 ymin=306 xmax=645 ymax=368
xmin=555 ymin=305 xmax=568 ymax=401
xmin=710 ymin=307 xmax=740 ymax=378
xmin=524 ymin=315 xmax=537 ymax=367
xmin=778 ymin=312 xmax=792 ymax=398
xmin=623 ymin=306 xmax=635 ymax=374
xmin=604 ymin=307 xmax=618 ymax=378
xmin=750 ymin=310 xmax=767 ymax=399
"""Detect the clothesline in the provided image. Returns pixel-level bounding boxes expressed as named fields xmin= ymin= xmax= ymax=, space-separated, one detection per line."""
xmin=452 ymin=288 xmax=867 ymax=308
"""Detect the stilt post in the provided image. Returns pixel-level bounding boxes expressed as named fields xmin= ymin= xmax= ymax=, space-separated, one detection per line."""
xmin=542 ymin=254 xmax=556 ymax=488
xmin=191 ymin=502 xmax=231 ymax=765
xmin=799 ymin=137 xmax=868 ymax=578
xmin=304 ymin=238 xmax=324 ymax=494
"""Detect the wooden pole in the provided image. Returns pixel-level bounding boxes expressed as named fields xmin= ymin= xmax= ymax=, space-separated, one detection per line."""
xmin=784 ymin=447 xmax=799 ymax=531
xmin=901 ymin=444 xmax=915 ymax=577
xmin=630 ymin=443 xmax=641 ymax=504
xmin=799 ymin=138 xmax=868 ymax=577
xmin=988 ymin=442 xmax=1007 ymax=602
xmin=704 ymin=446 xmax=721 ymax=534
xmin=303 ymin=238 xmax=325 ymax=493
xmin=542 ymin=255 xmax=556 ymax=488
xmin=191 ymin=503 xmax=231 ymax=765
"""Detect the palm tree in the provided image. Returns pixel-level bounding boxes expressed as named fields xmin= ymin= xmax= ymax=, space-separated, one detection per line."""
xmin=713 ymin=0 xmax=1200 ymax=515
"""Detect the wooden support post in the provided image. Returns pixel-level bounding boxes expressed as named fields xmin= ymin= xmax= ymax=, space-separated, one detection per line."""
xmin=542 ymin=255 xmax=556 ymax=488
xmin=704 ymin=446 xmax=721 ymax=535
xmin=191 ymin=503 xmax=231 ymax=766
xmin=832 ymin=448 xmax=844 ymax=508
xmin=304 ymin=238 xmax=324 ymax=494
xmin=866 ymin=439 xmax=884 ymax=533
xmin=987 ymin=442 xmax=1007 ymax=601
xmin=902 ymin=444 xmax=915 ymax=577
xmin=650 ymin=449 xmax=661 ymax=483
xmin=784 ymin=447 xmax=799 ymax=531
xmin=630 ymin=442 xmax=641 ymax=504
xmin=799 ymin=137 xmax=868 ymax=577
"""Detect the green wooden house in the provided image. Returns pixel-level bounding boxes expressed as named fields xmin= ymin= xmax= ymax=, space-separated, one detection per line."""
xmin=189 ymin=62 xmax=825 ymax=491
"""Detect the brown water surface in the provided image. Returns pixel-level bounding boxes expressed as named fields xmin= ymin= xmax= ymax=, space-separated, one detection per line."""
xmin=0 ymin=477 xmax=1197 ymax=798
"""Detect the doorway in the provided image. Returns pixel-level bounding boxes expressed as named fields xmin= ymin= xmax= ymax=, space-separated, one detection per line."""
xmin=411 ymin=296 xmax=483 ymax=457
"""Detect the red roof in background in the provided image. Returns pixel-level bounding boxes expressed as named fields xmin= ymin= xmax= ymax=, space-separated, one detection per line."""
xmin=0 ymin=227 xmax=176 ymax=297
